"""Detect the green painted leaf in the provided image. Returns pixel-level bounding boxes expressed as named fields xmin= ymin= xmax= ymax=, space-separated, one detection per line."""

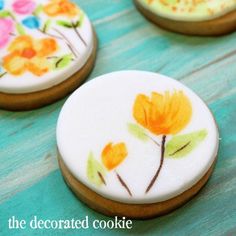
xmin=56 ymin=20 xmax=73 ymax=28
xmin=33 ymin=4 xmax=43 ymax=16
xmin=87 ymin=152 xmax=106 ymax=187
xmin=74 ymin=14 xmax=84 ymax=28
xmin=0 ymin=10 xmax=11 ymax=18
xmin=42 ymin=19 xmax=51 ymax=33
xmin=53 ymin=54 xmax=73 ymax=70
xmin=166 ymin=0 xmax=178 ymax=3
xmin=165 ymin=129 xmax=208 ymax=158
xmin=16 ymin=23 xmax=26 ymax=35
xmin=79 ymin=13 xmax=85 ymax=26
xmin=73 ymin=20 xmax=80 ymax=28
xmin=127 ymin=123 xmax=148 ymax=141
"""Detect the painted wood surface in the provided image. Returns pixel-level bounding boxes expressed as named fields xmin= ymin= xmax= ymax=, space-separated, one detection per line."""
xmin=1 ymin=0 xmax=236 ymax=235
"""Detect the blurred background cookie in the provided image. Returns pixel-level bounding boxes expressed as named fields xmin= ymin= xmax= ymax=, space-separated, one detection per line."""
xmin=134 ymin=0 xmax=236 ymax=36
xmin=0 ymin=0 xmax=97 ymax=111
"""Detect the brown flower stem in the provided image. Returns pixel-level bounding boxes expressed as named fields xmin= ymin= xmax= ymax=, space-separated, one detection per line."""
xmin=97 ymin=171 xmax=106 ymax=185
xmin=145 ymin=134 xmax=160 ymax=147
xmin=38 ymin=29 xmax=62 ymax=40
xmin=42 ymin=23 xmax=48 ymax=33
xmin=9 ymin=13 xmax=16 ymax=22
xmin=38 ymin=28 xmax=78 ymax=57
xmin=10 ymin=32 xmax=16 ymax=37
xmin=8 ymin=14 xmax=20 ymax=37
xmin=71 ymin=21 xmax=87 ymax=47
xmin=145 ymin=135 xmax=166 ymax=193
xmin=66 ymin=44 xmax=77 ymax=58
xmin=0 ymin=72 xmax=7 ymax=78
xmin=52 ymin=28 xmax=79 ymax=57
xmin=115 ymin=170 xmax=132 ymax=196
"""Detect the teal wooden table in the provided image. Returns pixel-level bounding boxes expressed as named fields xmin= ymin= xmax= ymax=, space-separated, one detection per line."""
xmin=1 ymin=1 xmax=236 ymax=235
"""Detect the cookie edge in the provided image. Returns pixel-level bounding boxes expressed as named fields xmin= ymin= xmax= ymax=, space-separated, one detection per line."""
xmin=57 ymin=149 xmax=217 ymax=219
xmin=0 ymin=30 xmax=97 ymax=111
xmin=134 ymin=0 xmax=236 ymax=36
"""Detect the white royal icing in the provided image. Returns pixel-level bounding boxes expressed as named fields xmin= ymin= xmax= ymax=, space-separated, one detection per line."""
xmin=0 ymin=0 xmax=93 ymax=94
xmin=137 ymin=0 xmax=236 ymax=22
xmin=57 ymin=71 xmax=219 ymax=204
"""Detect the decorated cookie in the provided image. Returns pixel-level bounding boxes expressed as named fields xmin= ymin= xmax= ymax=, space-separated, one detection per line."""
xmin=56 ymin=71 xmax=219 ymax=219
xmin=0 ymin=0 xmax=97 ymax=110
xmin=134 ymin=0 xmax=236 ymax=36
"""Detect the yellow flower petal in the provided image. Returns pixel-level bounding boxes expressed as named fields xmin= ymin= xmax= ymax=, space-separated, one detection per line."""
xmin=133 ymin=91 xmax=192 ymax=135
xmin=35 ymin=38 xmax=58 ymax=57
xmin=133 ymin=94 xmax=151 ymax=128
xmin=8 ymin=35 xmax=33 ymax=54
xmin=101 ymin=142 xmax=128 ymax=171
xmin=3 ymin=35 xmax=58 ymax=76
xmin=43 ymin=0 xmax=79 ymax=18
xmin=3 ymin=52 xmax=26 ymax=76
xmin=26 ymin=57 xmax=49 ymax=76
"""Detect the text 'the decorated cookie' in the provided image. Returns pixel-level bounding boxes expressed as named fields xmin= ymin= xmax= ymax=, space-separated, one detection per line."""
xmin=57 ymin=71 xmax=219 ymax=219
xmin=0 ymin=0 xmax=97 ymax=110
xmin=134 ymin=0 xmax=236 ymax=36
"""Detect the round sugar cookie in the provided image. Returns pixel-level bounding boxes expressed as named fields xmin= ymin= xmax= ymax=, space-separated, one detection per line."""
xmin=134 ymin=0 xmax=236 ymax=36
xmin=0 ymin=0 xmax=97 ymax=111
xmin=56 ymin=71 xmax=219 ymax=219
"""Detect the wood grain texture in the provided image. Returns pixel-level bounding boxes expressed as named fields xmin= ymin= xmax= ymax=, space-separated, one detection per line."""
xmin=0 ymin=0 xmax=236 ymax=235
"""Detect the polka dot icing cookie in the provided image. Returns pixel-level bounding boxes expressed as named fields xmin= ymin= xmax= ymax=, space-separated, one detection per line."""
xmin=57 ymin=71 xmax=219 ymax=219
xmin=134 ymin=0 xmax=236 ymax=36
xmin=0 ymin=0 xmax=97 ymax=110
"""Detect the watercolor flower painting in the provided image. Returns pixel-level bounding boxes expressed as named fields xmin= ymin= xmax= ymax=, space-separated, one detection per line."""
xmin=133 ymin=91 xmax=192 ymax=135
xmin=0 ymin=0 xmax=87 ymax=78
xmin=128 ymin=90 xmax=207 ymax=193
xmin=87 ymin=142 xmax=132 ymax=196
xmin=3 ymin=35 xmax=58 ymax=76
xmin=86 ymin=90 xmax=208 ymax=196
xmin=101 ymin=143 xmax=128 ymax=171
xmin=43 ymin=0 xmax=79 ymax=18
xmin=0 ymin=19 xmax=14 ymax=49
xmin=12 ymin=0 xmax=36 ymax=15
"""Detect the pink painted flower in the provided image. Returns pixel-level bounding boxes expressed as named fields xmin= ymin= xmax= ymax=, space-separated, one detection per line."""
xmin=12 ymin=0 xmax=36 ymax=15
xmin=0 ymin=19 xmax=14 ymax=49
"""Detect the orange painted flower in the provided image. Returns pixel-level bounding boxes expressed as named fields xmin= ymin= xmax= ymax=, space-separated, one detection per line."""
xmin=3 ymin=35 xmax=58 ymax=76
xmin=133 ymin=91 xmax=192 ymax=135
xmin=43 ymin=0 xmax=80 ymax=18
xmin=101 ymin=143 xmax=128 ymax=171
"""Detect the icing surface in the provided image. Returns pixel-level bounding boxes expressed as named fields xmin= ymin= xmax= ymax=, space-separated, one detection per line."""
xmin=0 ymin=0 xmax=93 ymax=94
xmin=57 ymin=71 xmax=219 ymax=204
xmin=137 ymin=0 xmax=236 ymax=22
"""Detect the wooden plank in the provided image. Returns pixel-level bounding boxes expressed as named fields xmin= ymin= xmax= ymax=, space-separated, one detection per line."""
xmin=0 ymin=0 xmax=236 ymax=235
